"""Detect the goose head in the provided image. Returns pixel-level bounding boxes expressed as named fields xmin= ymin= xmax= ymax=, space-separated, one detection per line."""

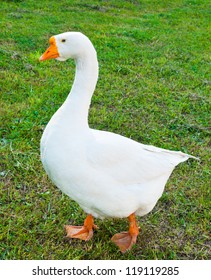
xmin=39 ymin=32 xmax=95 ymax=62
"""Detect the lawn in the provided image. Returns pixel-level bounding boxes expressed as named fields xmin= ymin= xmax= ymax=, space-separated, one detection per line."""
xmin=0 ymin=0 xmax=210 ymax=260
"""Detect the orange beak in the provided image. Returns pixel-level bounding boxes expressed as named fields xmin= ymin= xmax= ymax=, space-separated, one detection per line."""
xmin=39 ymin=36 xmax=59 ymax=61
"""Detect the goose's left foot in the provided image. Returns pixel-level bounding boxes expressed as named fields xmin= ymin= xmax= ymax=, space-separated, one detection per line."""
xmin=65 ymin=214 xmax=97 ymax=241
xmin=111 ymin=213 xmax=139 ymax=253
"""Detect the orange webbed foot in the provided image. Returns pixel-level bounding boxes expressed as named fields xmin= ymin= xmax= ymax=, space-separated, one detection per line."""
xmin=65 ymin=225 xmax=93 ymax=241
xmin=65 ymin=214 xmax=97 ymax=241
xmin=111 ymin=231 xmax=137 ymax=253
xmin=111 ymin=213 xmax=139 ymax=253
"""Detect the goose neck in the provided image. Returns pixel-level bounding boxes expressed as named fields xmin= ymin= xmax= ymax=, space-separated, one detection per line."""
xmin=65 ymin=51 xmax=98 ymax=127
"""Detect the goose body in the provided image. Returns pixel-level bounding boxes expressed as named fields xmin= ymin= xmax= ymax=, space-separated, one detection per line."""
xmin=40 ymin=32 xmax=197 ymax=252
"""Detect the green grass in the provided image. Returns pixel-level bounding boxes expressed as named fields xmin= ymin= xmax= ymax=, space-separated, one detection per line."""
xmin=0 ymin=0 xmax=210 ymax=260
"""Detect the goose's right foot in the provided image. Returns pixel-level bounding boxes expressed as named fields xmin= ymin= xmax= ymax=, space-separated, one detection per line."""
xmin=65 ymin=214 xmax=97 ymax=241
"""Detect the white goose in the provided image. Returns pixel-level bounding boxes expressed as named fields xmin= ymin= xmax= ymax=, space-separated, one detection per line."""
xmin=39 ymin=32 xmax=197 ymax=253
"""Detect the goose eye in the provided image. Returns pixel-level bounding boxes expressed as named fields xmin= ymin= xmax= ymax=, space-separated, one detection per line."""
xmin=61 ymin=39 xmax=66 ymax=43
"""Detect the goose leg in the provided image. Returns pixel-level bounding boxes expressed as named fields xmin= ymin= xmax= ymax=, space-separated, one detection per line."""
xmin=65 ymin=214 xmax=97 ymax=241
xmin=111 ymin=213 xmax=139 ymax=253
